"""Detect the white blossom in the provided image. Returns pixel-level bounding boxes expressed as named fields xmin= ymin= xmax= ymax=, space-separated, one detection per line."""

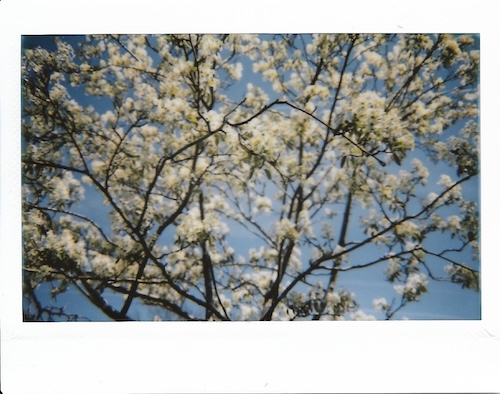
xmin=373 ymin=297 xmax=389 ymax=312
xmin=253 ymin=195 xmax=273 ymax=214
xmin=273 ymin=218 xmax=299 ymax=242
xmin=394 ymin=272 xmax=429 ymax=301
xmin=350 ymin=310 xmax=376 ymax=321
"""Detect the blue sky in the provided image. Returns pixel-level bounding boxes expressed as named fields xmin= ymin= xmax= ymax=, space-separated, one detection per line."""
xmin=21 ymin=34 xmax=480 ymax=321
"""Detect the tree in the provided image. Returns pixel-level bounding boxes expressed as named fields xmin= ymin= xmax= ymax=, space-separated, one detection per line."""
xmin=21 ymin=34 xmax=479 ymax=321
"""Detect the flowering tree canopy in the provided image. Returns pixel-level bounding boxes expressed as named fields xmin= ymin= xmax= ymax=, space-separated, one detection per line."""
xmin=22 ymin=34 xmax=479 ymax=321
